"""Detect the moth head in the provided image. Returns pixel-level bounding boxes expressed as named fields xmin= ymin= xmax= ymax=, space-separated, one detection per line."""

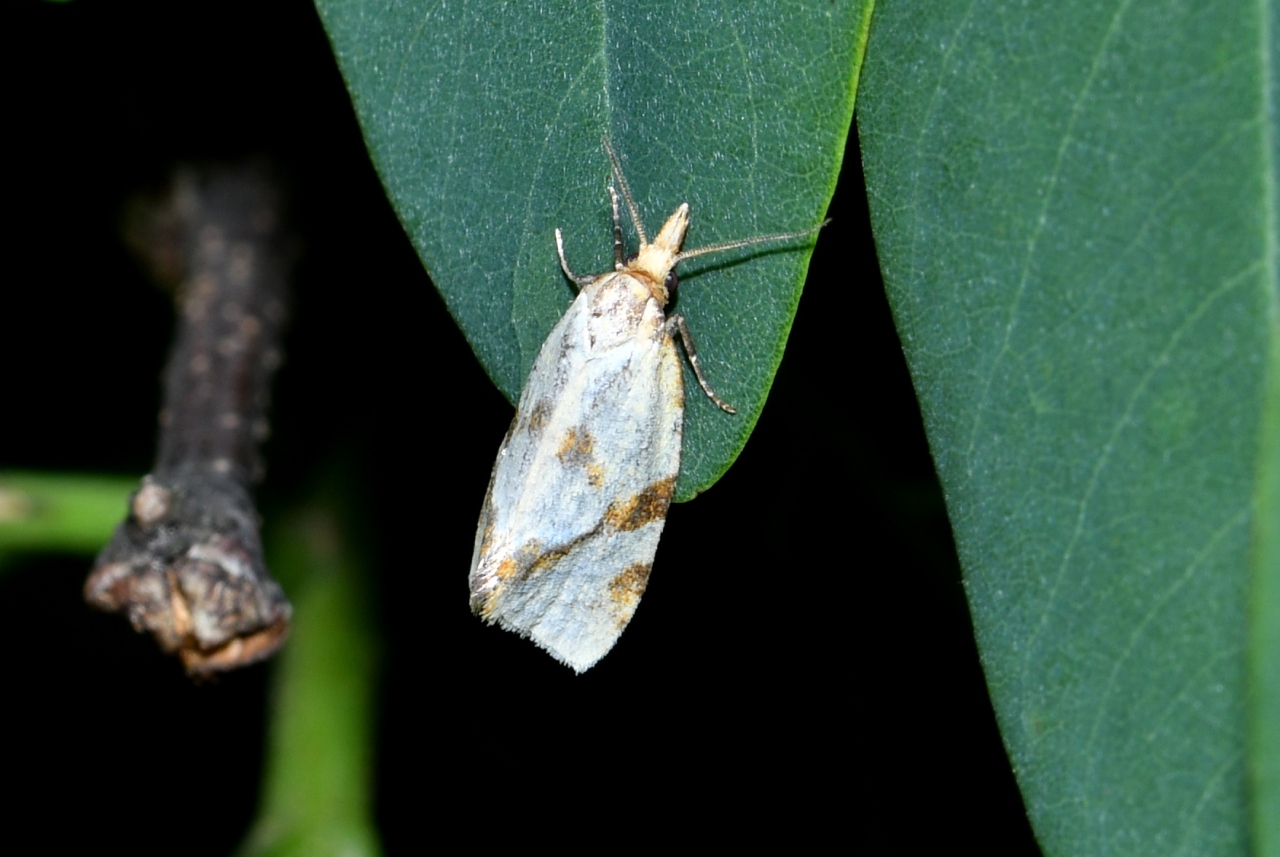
xmin=601 ymin=138 xmax=827 ymax=308
xmin=628 ymin=203 xmax=689 ymax=305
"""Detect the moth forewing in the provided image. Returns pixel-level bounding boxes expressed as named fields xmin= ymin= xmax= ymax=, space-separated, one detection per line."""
xmin=468 ymin=268 xmax=684 ymax=672
xmin=469 ymin=141 xmax=825 ymax=672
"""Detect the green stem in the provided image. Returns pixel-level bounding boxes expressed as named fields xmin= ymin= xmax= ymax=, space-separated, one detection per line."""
xmin=237 ymin=500 xmax=382 ymax=857
xmin=0 ymin=471 xmax=136 ymax=558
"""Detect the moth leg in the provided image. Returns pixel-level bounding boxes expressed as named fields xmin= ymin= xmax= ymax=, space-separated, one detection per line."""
xmin=555 ymin=228 xmax=595 ymax=290
xmin=667 ymin=314 xmax=737 ymax=414
xmin=609 ymin=185 xmax=626 ymax=270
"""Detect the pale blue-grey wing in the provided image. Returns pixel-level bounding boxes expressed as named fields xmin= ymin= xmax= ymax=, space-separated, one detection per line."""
xmin=469 ymin=275 xmax=684 ymax=671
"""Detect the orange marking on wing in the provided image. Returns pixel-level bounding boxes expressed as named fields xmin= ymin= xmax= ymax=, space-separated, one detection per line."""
xmin=556 ymin=426 xmax=601 ymax=484
xmin=496 ymin=539 xmax=575 ymax=585
xmin=608 ymin=563 xmax=651 ymax=605
xmin=526 ymin=398 xmax=553 ymax=435
xmin=604 ymin=477 xmax=676 ymax=531
xmin=496 ymin=557 xmax=520 ymax=580
xmin=556 ymin=426 xmax=595 ymax=461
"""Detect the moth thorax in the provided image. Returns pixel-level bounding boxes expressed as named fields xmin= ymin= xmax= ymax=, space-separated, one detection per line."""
xmin=625 ymin=249 xmax=678 ymax=305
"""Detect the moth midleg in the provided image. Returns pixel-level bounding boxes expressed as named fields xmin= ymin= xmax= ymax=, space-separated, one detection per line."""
xmin=667 ymin=314 xmax=736 ymax=414
xmin=608 ymin=186 xmax=626 ymax=270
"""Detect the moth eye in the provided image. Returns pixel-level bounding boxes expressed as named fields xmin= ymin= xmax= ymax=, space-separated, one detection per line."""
xmin=664 ymin=270 xmax=679 ymax=303
xmin=625 ymin=253 xmax=638 ymax=265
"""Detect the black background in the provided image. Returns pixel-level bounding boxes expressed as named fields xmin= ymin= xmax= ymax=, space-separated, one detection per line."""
xmin=5 ymin=1 xmax=1038 ymax=853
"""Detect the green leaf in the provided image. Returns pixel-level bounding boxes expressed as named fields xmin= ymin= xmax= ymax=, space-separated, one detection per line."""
xmin=858 ymin=1 xmax=1277 ymax=855
xmin=313 ymin=0 xmax=868 ymax=499
xmin=1251 ymin=293 xmax=1280 ymax=855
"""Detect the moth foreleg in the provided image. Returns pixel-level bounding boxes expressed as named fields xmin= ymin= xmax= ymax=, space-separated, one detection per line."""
xmin=667 ymin=314 xmax=737 ymax=414
xmin=555 ymin=228 xmax=596 ymax=290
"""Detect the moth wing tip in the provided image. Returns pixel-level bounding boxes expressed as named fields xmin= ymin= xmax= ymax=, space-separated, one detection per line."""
xmin=490 ymin=608 xmax=616 ymax=674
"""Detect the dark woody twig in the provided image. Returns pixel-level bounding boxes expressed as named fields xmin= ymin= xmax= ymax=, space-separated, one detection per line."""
xmin=86 ymin=164 xmax=292 ymax=674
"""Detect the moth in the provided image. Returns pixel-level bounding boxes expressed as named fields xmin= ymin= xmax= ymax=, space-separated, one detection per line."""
xmin=469 ymin=140 xmax=824 ymax=672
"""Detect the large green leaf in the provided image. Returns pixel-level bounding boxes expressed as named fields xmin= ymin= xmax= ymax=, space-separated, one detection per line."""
xmin=858 ymin=1 xmax=1277 ymax=854
xmin=313 ymin=0 xmax=867 ymax=499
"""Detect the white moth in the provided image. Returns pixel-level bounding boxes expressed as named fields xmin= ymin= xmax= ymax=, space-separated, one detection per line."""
xmin=469 ymin=140 xmax=824 ymax=672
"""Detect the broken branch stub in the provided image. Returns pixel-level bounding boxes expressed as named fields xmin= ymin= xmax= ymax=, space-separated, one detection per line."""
xmin=86 ymin=164 xmax=292 ymax=674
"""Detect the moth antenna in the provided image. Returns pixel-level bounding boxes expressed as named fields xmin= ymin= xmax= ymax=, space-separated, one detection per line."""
xmin=602 ymin=138 xmax=648 ymax=246
xmin=675 ymin=220 xmax=830 ymax=263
